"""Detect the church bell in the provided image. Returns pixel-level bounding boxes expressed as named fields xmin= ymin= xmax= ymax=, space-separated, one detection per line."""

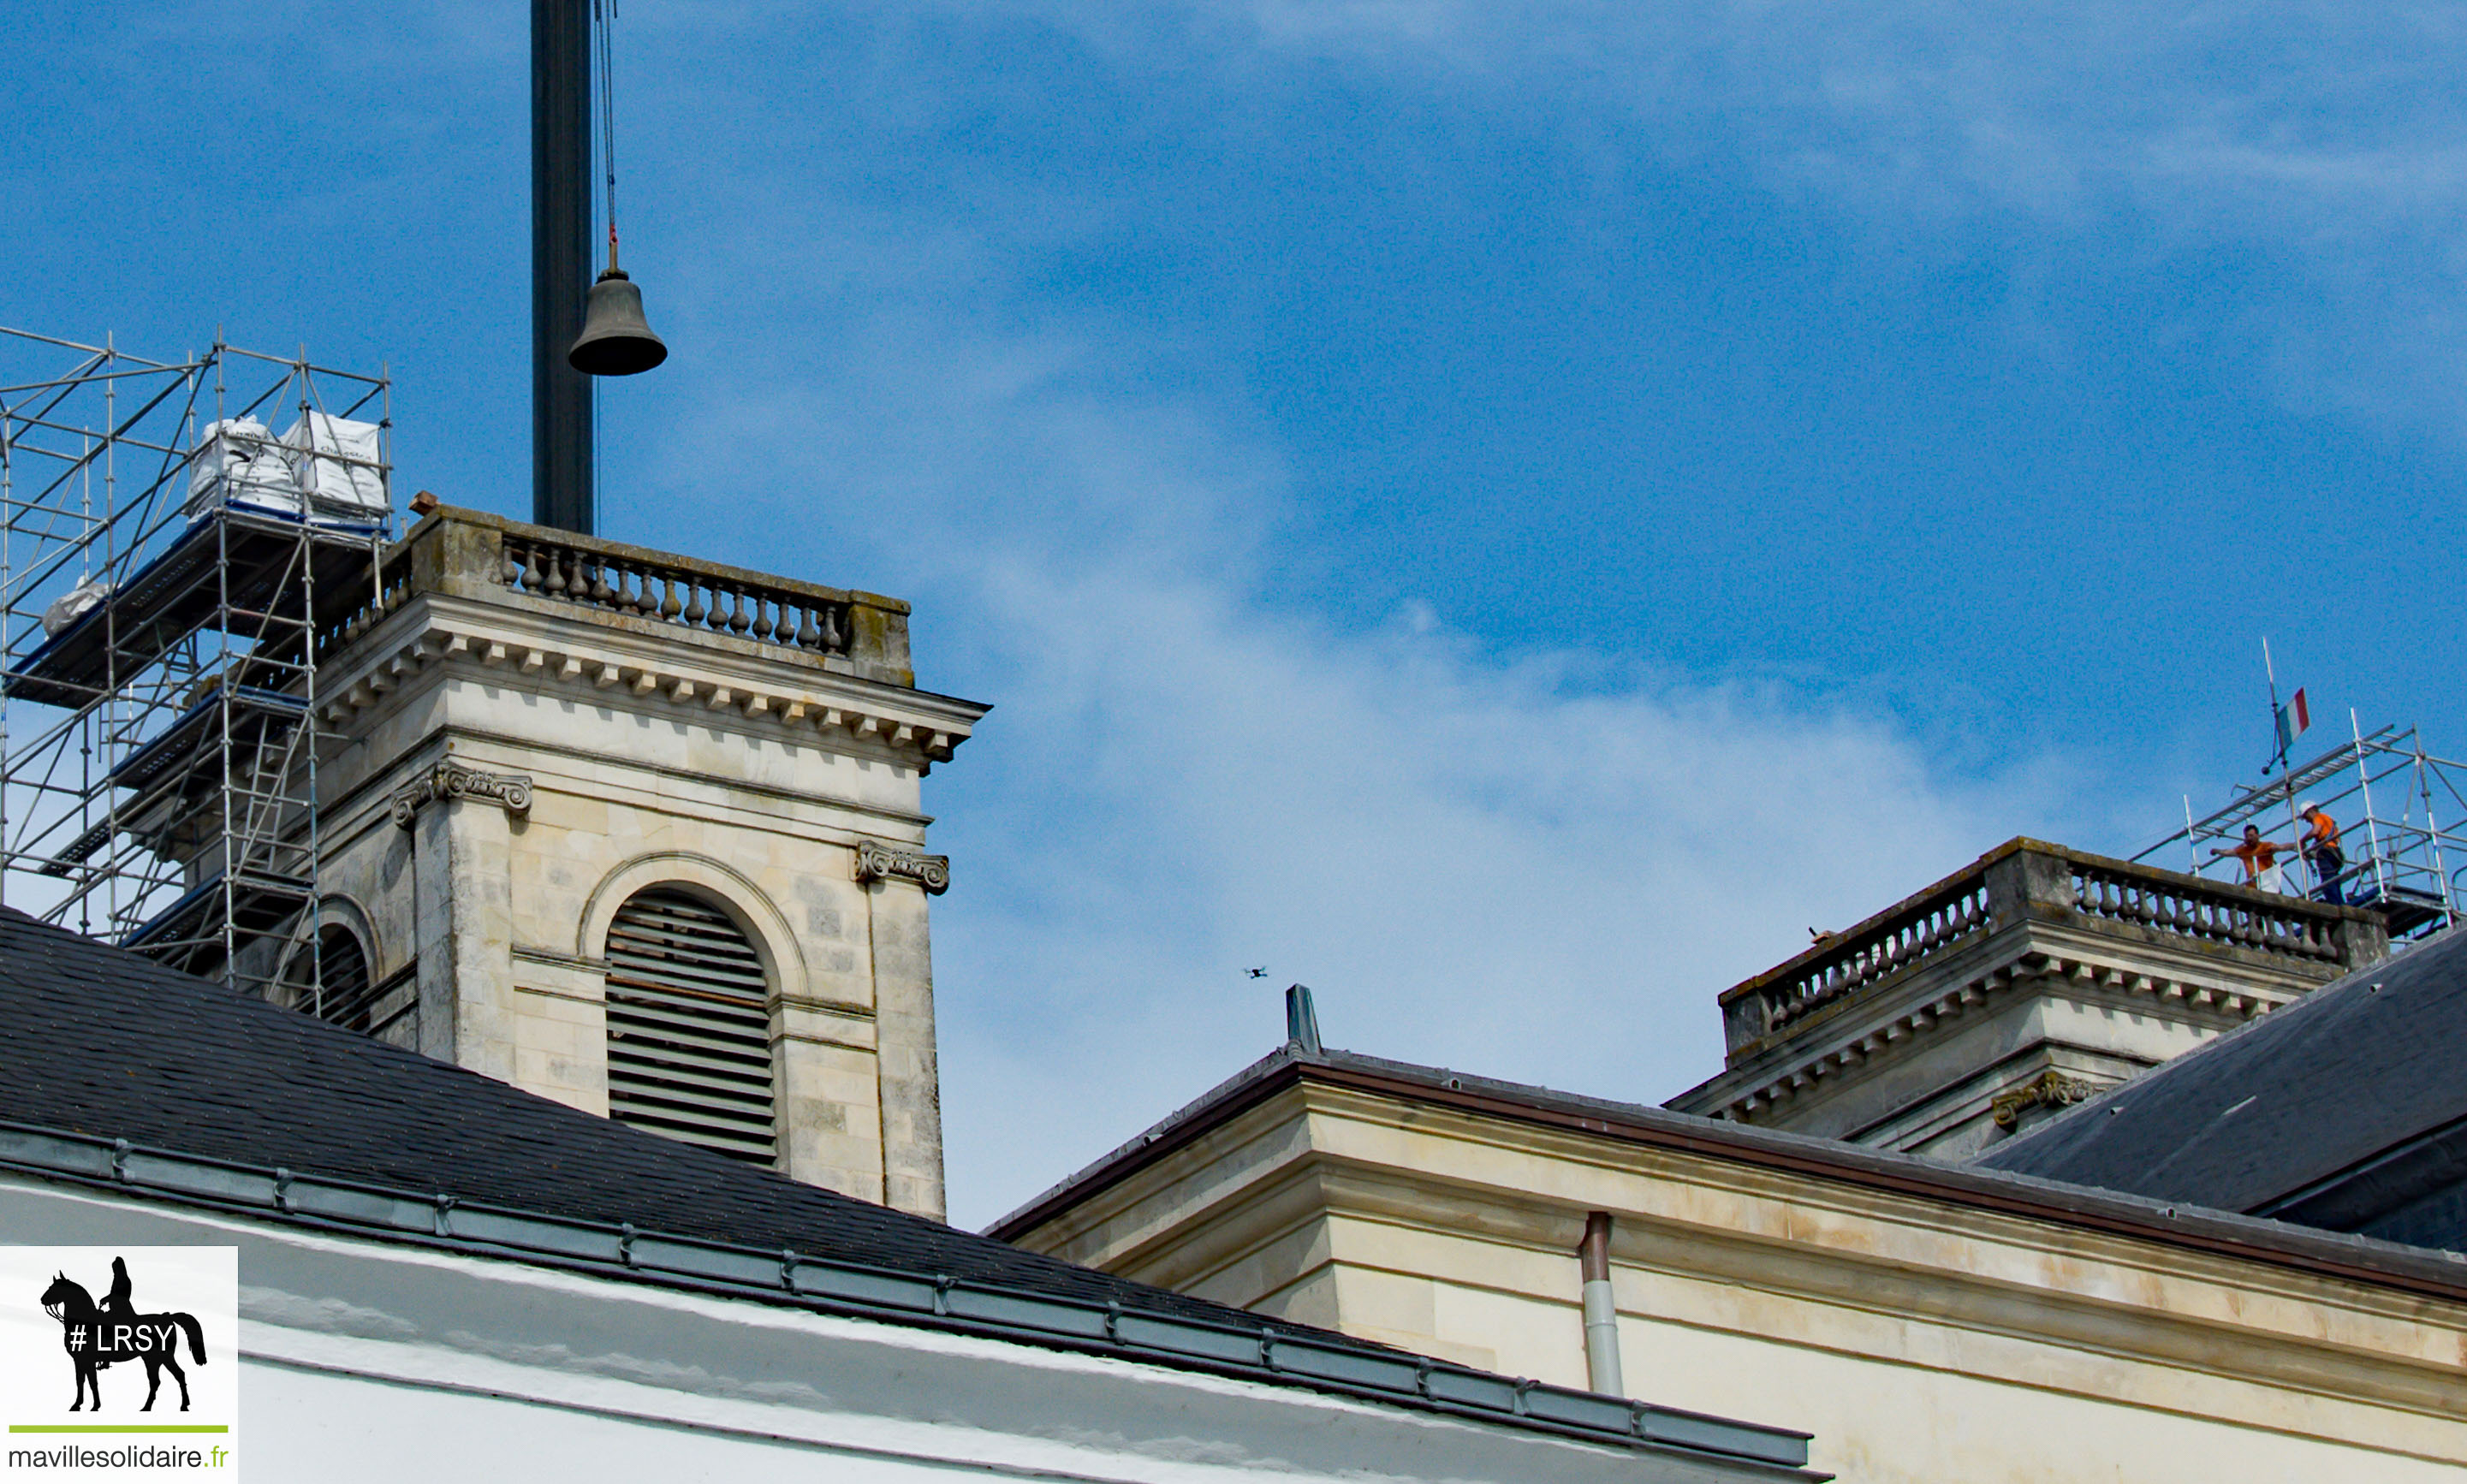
xmin=568 ymin=266 xmax=669 ymax=377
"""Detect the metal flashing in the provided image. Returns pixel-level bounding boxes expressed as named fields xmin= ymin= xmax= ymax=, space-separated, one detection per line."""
xmin=0 ymin=1115 xmax=1815 ymax=1475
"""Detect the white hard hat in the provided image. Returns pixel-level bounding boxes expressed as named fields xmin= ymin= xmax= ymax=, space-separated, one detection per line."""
xmin=2298 ymin=799 xmax=2319 ymax=814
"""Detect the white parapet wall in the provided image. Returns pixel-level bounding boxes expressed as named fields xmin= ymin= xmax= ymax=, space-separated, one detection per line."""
xmin=996 ymin=1052 xmax=2467 ymax=1484
xmin=0 ymin=1173 xmax=1805 ymax=1484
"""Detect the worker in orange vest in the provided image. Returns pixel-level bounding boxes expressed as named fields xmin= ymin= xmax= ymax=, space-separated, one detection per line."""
xmin=2214 ymin=823 xmax=2291 ymax=893
xmin=2297 ymin=800 xmax=2346 ymax=905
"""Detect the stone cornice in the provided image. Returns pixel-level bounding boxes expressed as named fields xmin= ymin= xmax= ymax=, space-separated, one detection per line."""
xmin=854 ymin=839 xmax=951 ymax=895
xmin=389 ymin=759 xmax=533 ymax=827
xmin=997 ymin=1049 xmax=2467 ymax=1315
xmin=1002 ymin=1072 xmax=2467 ymax=1445
xmin=317 ymin=592 xmax=984 ymax=774
xmin=1676 ymin=944 xmax=2286 ymax=1125
xmin=1279 ymin=1150 xmax=2467 ymax=1429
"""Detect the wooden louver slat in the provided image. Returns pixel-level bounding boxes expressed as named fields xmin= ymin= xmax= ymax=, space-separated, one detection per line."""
xmin=290 ymin=925 xmax=379 ymax=1034
xmin=604 ymin=888 xmax=777 ymax=1166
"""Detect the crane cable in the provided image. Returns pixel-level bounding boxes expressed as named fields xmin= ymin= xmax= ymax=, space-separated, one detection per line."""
xmin=595 ymin=0 xmax=622 ymax=273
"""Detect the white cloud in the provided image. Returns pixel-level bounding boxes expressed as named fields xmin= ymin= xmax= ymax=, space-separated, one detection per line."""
xmin=931 ymin=536 xmax=2073 ymax=1227
xmin=657 ymin=298 xmax=2080 ymax=1227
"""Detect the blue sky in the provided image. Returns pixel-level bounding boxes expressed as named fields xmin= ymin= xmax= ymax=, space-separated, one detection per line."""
xmin=6 ymin=0 xmax=2463 ymax=1225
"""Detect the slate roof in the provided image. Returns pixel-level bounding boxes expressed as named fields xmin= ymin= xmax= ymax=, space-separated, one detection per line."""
xmin=0 ymin=905 xmax=1296 ymax=1327
xmin=1977 ymin=921 xmax=2467 ymax=1249
xmin=0 ymin=907 xmax=1846 ymax=1470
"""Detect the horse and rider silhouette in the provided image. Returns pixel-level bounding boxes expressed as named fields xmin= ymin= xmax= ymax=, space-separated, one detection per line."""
xmin=37 ymin=1257 xmax=209 ymax=1412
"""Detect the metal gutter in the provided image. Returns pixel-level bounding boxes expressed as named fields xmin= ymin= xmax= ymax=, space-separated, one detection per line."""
xmin=0 ymin=1117 xmax=1817 ymax=1478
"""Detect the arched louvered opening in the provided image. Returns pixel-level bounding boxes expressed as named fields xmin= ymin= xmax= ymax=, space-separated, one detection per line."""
xmin=603 ymin=887 xmax=779 ymax=1166
xmin=284 ymin=923 xmax=377 ymax=1032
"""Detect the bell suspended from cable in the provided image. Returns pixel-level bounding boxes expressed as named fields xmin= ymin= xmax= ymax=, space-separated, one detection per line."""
xmin=569 ymin=245 xmax=667 ymax=377
xmin=569 ymin=0 xmax=664 ymax=381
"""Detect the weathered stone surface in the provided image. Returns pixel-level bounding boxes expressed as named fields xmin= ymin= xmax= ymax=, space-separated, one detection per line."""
xmin=1001 ymin=1066 xmax=2467 ymax=1483
xmin=1667 ymin=838 xmax=2389 ymax=1158
xmin=307 ymin=507 xmax=985 ymax=1219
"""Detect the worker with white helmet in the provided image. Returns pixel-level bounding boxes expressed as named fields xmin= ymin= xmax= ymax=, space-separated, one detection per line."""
xmin=2296 ymin=800 xmax=2345 ymax=905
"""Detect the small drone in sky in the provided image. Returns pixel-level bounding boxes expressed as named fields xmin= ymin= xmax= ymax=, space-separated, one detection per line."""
xmin=1246 ymin=967 xmax=1267 ymax=979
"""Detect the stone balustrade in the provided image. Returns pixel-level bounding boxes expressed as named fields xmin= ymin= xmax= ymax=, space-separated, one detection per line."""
xmin=2067 ymin=857 xmax=2345 ymax=962
xmin=498 ymin=531 xmax=851 ymax=657
xmin=312 ymin=506 xmax=913 ymax=688
xmin=1718 ymin=839 xmax=2384 ymax=1058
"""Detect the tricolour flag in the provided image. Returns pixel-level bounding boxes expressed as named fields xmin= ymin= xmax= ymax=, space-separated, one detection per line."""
xmin=2276 ymin=686 xmax=2310 ymax=752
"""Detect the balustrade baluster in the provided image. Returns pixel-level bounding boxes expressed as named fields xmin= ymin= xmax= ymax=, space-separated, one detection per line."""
xmin=796 ymin=604 xmax=821 ymax=648
xmin=728 ymin=588 xmax=752 ymax=634
xmin=752 ymin=597 xmax=776 ymax=641
xmin=658 ymin=575 xmax=681 ymax=620
xmin=682 ymin=581 xmax=707 ymax=626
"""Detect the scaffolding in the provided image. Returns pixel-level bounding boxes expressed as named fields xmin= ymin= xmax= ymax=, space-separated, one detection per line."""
xmin=0 ymin=325 xmax=392 ymax=1002
xmin=2135 ymin=716 xmax=2467 ymax=941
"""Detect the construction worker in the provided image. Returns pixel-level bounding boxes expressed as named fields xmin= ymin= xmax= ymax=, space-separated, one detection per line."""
xmin=2297 ymin=800 xmax=2346 ymax=905
xmin=2214 ymin=823 xmax=2290 ymax=893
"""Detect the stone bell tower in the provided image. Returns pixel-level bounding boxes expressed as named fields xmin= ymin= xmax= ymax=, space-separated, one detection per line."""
xmin=295 ymin=505 xmax=985 ymax=1219
xmin=1667 ymin=838 xmax=2387 ymax=1160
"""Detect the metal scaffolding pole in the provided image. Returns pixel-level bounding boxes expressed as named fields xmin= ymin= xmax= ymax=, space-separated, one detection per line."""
xmin=2137 ymin=722 xmax=2467 ymax=942
xmin=0 ymin=325 xmax=392 ymax=1003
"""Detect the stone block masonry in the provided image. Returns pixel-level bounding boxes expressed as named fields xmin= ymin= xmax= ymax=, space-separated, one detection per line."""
xmin=289 ymin=506 xmax=986 ymax=1219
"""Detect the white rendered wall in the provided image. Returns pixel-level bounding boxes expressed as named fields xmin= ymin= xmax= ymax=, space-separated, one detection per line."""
xmin=0 ymin=1176 xmax=1775 ymax=1484
xmin=1005 ymin=1083 xmax=2467 ymax=1484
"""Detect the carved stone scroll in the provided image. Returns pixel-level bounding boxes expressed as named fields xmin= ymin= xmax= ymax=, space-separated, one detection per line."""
xmin=391 ymin=761 xmax=535 ymax=828
xmin=1989 ymin=1069 xmax=2095 ymax=1130
xmin=854 ymin=839 xmax=950 ymax=895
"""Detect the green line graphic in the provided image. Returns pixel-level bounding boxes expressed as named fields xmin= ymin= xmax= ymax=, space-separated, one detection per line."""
xmin=9 ymin=1424 xmax=230 ymax=1433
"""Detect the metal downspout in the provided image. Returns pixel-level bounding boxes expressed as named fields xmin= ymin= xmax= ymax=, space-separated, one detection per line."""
xmin=1578 ymin=1210 xmax=1625 ymax=1397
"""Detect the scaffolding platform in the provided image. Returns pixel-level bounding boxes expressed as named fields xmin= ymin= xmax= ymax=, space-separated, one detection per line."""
xmin=5 ymin=509 xmax=380 ymax=709
xmin=107 ymin=685 xmax=308 ymax=795
xmin=2 ymin=327 xmax=391 ymax=1000
xmin=2346 ymin=882 xmax=2449 ymax=938
xmin=122 ymin=865 xmax=318 ymax=973
xmin=104 ymin=686 xmax=309 ymax=853
xmin=2137 ymin=719 xmax=2464 ymax=942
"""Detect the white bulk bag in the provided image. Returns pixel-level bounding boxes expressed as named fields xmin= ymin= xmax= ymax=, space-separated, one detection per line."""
xmin=185 ymin=418 xmax=300 ymax=519
xmin=281 ymin=413 xmax=388 ymax=517
xmin=39 ymin=575 xmax=116 ymax=636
